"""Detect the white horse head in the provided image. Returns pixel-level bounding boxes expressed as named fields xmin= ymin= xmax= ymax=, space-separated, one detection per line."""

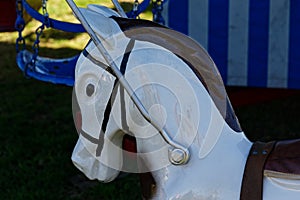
xmin=71 ymin=6 xmax=300 ymax=199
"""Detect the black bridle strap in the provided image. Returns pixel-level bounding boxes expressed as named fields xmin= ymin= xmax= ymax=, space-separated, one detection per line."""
xmin=83 ymin=49 xmax=115 ymax=76
xmin=119 ymin=39 xmax=135 ymax=132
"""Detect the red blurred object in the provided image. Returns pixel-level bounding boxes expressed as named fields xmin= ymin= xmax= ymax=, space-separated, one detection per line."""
xmin=75 ymin=111 xmax=82 ymax=133
xmin=123 ymin=134 xmax=137 ymax=153
xmin=0 ymin=0 xmax=17 ymax=32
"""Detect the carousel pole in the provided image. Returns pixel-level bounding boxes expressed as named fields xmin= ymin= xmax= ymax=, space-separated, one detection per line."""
xmin=65 ymin=0 xmax=190 ymax=165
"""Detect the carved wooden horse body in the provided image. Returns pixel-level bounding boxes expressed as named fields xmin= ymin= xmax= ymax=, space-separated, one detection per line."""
xmin=71 ymin=5 xmax=300 ymax=199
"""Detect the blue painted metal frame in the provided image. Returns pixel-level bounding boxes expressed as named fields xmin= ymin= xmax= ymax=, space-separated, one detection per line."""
xmin=22 ymin=0 xmax=85 ymax=33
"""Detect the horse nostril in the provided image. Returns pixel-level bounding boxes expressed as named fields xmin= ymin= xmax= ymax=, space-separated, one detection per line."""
xmin=86 ymin=83 xmax=95 ymax=97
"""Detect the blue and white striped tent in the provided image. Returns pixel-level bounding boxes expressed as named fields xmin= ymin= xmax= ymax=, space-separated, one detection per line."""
xmin=162 ymin=0 xmax=300 ymax=89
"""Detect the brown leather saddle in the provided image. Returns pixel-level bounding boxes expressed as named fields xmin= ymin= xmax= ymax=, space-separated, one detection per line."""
xmin=241 ymin=139 xmax=300 ymax=200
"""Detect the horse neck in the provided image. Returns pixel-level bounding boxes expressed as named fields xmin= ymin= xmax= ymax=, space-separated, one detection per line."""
xmin=130 ymin=84 xmax=253 ymax=198
xmin=149 ymin=123 xmax=252 ymax=199
xmin=123 ymin=46 xmax=252 ymax=198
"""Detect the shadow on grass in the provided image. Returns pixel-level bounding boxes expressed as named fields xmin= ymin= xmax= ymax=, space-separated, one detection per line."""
xmin=23 ymin=29 xmax=83 ymax=44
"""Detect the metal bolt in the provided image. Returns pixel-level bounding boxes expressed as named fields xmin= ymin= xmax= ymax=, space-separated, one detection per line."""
xmin=169 ymin=148 xmax=188 ymax=165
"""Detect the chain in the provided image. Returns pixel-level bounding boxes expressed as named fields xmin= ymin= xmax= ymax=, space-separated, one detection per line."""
xmin=42 ymin=0 xmax=48 ymax=15
xmin=132 ymin=0 xmax=140 ymax=19
xmin=15 ymin=0 xmax=26 ymax=53
xmin=24 ymin=23 xmax=45 ymax=76
xmin=152 ymin=0 xmax=165 ymax=25
xmin=28 ymin=24 xmax=45 ymax=71
xmin=25 ymin=0 xmax=49 ymax=73
xmin=42 ymin=0 xmax=50 ymax=27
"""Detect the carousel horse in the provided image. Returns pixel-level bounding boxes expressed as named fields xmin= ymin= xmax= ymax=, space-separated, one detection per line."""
xmin=71 ymin=5 xmax=300 ymax=200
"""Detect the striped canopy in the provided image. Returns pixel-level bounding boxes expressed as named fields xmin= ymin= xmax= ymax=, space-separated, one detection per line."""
xmin=162 ymin=0 xmax=300 ymax=89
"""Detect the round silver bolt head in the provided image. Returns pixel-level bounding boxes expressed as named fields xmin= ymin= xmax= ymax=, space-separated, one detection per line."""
xmin=169 ymin=148 xmax=189 ymax=165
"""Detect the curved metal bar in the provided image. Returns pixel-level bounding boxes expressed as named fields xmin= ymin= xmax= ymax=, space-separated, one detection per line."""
xmin=66 ymin=0 xmax=190 ymax=165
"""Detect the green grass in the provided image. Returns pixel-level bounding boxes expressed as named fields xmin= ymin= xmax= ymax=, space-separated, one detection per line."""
xmin=1 ymin=0 xmax=300 ymax=199
xmin=0 ymin=41 xmax=141 ymax=200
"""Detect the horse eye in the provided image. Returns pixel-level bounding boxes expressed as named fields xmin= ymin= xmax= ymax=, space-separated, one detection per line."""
xmin=86 ymin=83 xmax=95 ymax=97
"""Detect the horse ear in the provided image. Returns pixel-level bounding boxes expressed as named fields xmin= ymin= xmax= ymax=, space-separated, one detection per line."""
xmin=79 ymin=8 xmax=118 ymax=48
